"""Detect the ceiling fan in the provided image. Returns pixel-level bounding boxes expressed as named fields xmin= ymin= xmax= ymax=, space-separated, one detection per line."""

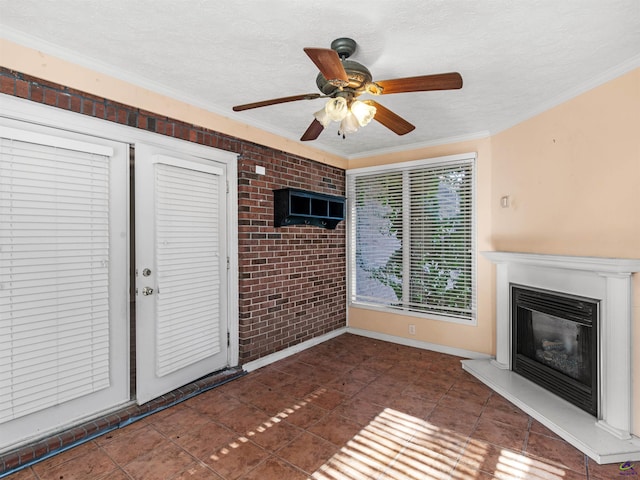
xmin=232 ymin=38 xmax=463 ymax=141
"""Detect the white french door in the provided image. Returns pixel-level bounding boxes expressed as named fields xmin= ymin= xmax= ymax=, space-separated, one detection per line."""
xmin=135 ymin=143 xmax=229 ymax=404
xmin=0 ymin=121 xmax=129 ymax=451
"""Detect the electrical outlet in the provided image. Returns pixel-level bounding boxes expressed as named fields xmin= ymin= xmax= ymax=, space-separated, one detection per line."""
xmin=408 ymin=324 xmax=416 ymax=335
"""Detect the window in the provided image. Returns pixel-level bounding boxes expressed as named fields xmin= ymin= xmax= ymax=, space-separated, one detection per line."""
xmin=347 ymin=153 xmax=476 ymax=323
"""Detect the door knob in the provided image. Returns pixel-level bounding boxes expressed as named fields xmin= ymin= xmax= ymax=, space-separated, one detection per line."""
xmin=142 ymin=287 xmax=154 ymax=296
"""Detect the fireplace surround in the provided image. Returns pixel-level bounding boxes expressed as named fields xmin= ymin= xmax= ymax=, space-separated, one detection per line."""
xmin=462 ymin=251 xmax=640 ymax=464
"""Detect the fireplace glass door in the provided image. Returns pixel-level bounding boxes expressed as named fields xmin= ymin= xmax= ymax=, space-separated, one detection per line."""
xmin=511 ymin=285 xmax=598 ymax=416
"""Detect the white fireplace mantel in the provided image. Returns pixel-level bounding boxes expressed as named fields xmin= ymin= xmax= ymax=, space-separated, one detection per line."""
xmin=462 ymin=251 xmax=640 ymax=464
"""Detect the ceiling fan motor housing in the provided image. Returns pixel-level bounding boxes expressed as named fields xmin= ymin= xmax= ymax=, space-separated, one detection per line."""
xmin=315 ymin=60 xmax=373 ymax=96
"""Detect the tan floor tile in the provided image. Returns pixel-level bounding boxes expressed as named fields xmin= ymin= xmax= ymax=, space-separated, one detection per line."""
xmin=185 ymin=390 xmax=246 ymax=419
xmin=343 ymin=365 xmax=379 ymax=383
xmin=150 ymin=405 xmax=214 ymax=439
xmin=412 ymin=370 xmax=457 ymax=391
xmin=205 ymin=439 xmax=269 ymax=480
xmin=525 ymin=432 xmax=587 ymax=475
xmin=410 ymin=418 xmax=469 ymax=460
xmin=449 ymin=464 xmax=500 ymax=480
xmin=280 ymin=399 xmax=328 ymax=429
xmin=471 ymin=416 xmax=527 ymax=452
xmin=94 ymin=418 xmax=149 ymax=446
xmin=306 ymin=387 xmax=347 ymax=411
xmin=480 ymin=396 xmax=530 ymax=430
xmin=276 ymin=431 xmax=338 ymax=474
xmin=447 ymin=379 xmax=493 ymax=409
xmin=240 ymin=456 xmax=307 ymax=480
xmin=381 ymin=445 xmax=454 ymax=480
xmin=100 ymin=424 xmax=169 ymax=466
xmin=306 ymin=364 xmax=343 ymax=385
xmin=252 ymin=369 xmax=298 ymax=389
xmin=95 ymin=467 xmax=132 ymax=480
xmin=282 ymin=378 xmax=322 ymax=399
xmin=123 ymin=442 xmax=195 ymax=480
xmin=308 ymin=411 xmax=363 ymax=446
xmin=457 ymin=440 xmax=527 ymax=478
xmin=438 ymin=392 xmax=486 ymax=417
xmin=428 ymin=404 xmax=480 ymax=437
xmin=388 ymin=393 xmax=437 ymax=419
xmin=33 ymin=445 xmax=118 ymax=480
xmin=216 ymin=375 xmax=264 ymax=399
xmin=356 ymin=382 xmax=398 ymax=407
xmin=172 ymin=463 xmax=224 ymax=479
xmin=218 ymin=403 xmax=273 ymax=435
xmin=401 ymin=382 xmax=447 ymax=403
xmin=323 ymin=375 xmax=367 ymax=397
xmin=311 ymin=445 xmax=389 ymax=479
xmin=334 ymin=395 xmax=384 ymax=426
xmin=173 ymin=421 xmax=237 ymax=463
xmin=246 ymin=388 xmax=299 ymax=416
xmin=248 ymin=419 xmax=304 ymax=452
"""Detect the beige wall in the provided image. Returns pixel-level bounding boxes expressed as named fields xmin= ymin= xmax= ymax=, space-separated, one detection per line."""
xmin=490 ymin=69 xmax=639 ymax=258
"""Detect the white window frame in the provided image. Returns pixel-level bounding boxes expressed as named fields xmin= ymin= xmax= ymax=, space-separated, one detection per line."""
xmin=346 ymin=152 xmax=477 ymax=325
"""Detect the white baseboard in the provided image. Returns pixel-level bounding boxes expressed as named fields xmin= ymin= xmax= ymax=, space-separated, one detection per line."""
xmin=241 ymin=326 xmax=491 ymax=373
xmin=347 ymin=327 xmax=492 ymax=360
xmin=242 ymin=327 xmax=348 ymax=372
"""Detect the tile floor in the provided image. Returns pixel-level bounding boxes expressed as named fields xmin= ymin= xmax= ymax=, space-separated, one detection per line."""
xmin=4 ymin=334 xmax=625 ymax=480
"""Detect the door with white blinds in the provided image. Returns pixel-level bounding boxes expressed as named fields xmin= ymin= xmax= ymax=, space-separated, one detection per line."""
xmin=0 ymin=124 xmax=129 ymax=451
xmin=135 ymin=143 xmax=228 ymax=404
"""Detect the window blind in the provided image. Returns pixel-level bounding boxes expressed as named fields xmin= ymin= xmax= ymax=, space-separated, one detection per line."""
xmin=154 ymin=163 xmax=221 ymax=377
xmin=0 ymin=133 xmax=113 ymax=423
xmin=348 ymin=156 xmax=475 ymax=322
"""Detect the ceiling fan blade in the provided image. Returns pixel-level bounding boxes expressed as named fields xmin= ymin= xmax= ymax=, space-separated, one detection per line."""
xmin=233 ymin=93 xmax=321 ymax=111
xmin=375 ymin=72 xmax=463 ymax=95
xmin=300 ymin=119 xmax=324 ymax=141
xmin=364 ymin=100 xmax=415 ymax=136
xmin=303 ymin=48 xmax=348 ymax=82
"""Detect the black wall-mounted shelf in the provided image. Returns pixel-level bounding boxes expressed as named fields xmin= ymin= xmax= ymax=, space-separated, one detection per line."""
xmin=274 ymin=188 xmax=345 ymax=230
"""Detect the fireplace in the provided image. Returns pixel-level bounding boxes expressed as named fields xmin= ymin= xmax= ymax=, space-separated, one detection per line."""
xmin=511 ymin=285 xmax=598 ymax=416
xmin=462 ymin=252 xmax=640 ymax=464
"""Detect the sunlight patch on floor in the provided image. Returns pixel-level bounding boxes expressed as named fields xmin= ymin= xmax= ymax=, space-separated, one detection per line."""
xmin=312 ymin=408 xmax=574 ymax=480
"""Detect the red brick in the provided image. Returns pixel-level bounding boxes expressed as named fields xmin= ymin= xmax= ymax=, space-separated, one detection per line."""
xmin=0 ymin=75 xmax=14 ymax=94
xmin=30 ymin=84 xmax=43 ymax=102
xmin=43 ymin=88 xmax=57 ymax=106
xmin=15 ymin=79 xmax=28 ymax=98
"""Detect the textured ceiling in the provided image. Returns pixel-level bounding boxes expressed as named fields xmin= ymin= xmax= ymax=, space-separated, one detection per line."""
xmin=1 ymin=1 xmax=639 ymax=159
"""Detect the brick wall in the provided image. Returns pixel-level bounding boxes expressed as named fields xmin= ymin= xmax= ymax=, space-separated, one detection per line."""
xmin=0 ymin=67 xmax=346 ymax=365
xmin=237 ymin=147 xmax=346 ymax=363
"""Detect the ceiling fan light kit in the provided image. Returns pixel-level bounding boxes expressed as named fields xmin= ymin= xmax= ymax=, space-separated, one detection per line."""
xmin=313 ymin=97 xmax=377 ymax=138
xmin=232 ymin=38 xmax=463 ymax=141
